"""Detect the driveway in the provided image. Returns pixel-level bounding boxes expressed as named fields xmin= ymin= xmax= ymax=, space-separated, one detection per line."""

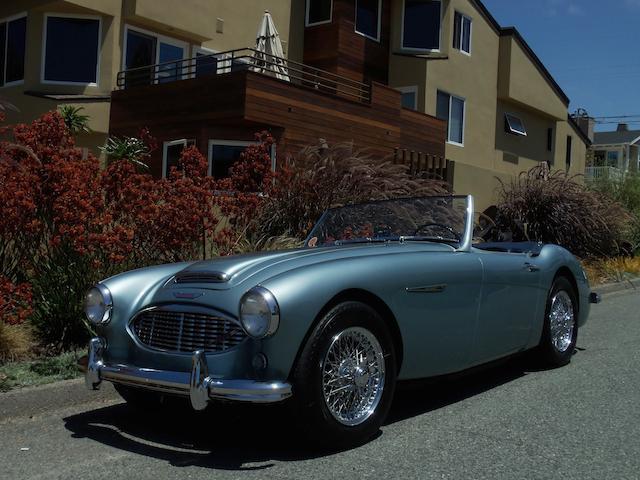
xmin=1 ymin=290 xmax=639 ymax=480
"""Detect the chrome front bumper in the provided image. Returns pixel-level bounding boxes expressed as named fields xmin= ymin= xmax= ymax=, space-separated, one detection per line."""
xmin=85 ymin=337 xmax=292 ymax=410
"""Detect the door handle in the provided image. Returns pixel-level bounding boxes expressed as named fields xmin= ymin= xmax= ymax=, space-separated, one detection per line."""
xmin=524 ymin=262 xmax=540 ymax=272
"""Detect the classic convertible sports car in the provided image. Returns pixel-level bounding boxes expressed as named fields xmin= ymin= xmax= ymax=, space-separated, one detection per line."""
xmin=84 ymin=195 xmax=599 ymax=446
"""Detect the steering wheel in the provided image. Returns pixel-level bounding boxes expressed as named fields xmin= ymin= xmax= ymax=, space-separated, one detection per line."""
xmin=413 ymin=222 xmax=461 ymax=242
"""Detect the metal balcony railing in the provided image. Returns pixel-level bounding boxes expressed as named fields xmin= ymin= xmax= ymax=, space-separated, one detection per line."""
xmin=116 ymin=47 xmax=371 ymax=104
xmin=585 ymin=166 xmax=624 ymax=181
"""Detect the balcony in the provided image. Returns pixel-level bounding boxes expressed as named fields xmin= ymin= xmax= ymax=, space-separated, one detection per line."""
xmin=110 ymin=48 xmax=446 ymax=178
xmin=585 ymin=166 xmax=625 ymax=182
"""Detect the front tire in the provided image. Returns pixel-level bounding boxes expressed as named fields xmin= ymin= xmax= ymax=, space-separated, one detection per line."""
xmin=536 ymin=276 xmax=578 ymax=367
xmin=292 ymin=301 xmax=397 ymax=449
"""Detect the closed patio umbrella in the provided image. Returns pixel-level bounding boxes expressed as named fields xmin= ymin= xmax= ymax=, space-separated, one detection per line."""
xmin=253 ymin=10 xmax=289 ymax=81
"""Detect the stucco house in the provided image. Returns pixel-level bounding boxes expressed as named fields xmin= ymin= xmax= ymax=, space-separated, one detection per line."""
xmin=1 ymin=0 xmax=588 ymax=213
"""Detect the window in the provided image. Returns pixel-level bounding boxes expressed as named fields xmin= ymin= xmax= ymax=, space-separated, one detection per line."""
xmin=402 ymin=0 xmax=441 ymax=51
xmin=436 ymin=90 xmax=465 ymax=145
xmin=547 ymin=128 xmax=553 ymax=152
xmin=123 ymin=26 xmax=187 ymax=87
xmin=566 ymin=136 xmax=572 ymax=171
xmin=505 ymin=113 xmax=527 ymax=136
xmin=453 ymin=12 xmax=471 ymax=54
xmin=356 ymin=0 xmax=381 ymax=41
xmin=162 ymin=139 xmax=196 ymax=178
xmin=0 ymin=14 xmax=26 ymax=86
xmin=43 ymin=15 xmax=100 ymax=84
xmin=306 ymin=0 xmax=333 ymax=26
xmin=397 ymin=86 xmax=418 ymax=110
xmin=208 ymin=140 xmax=253 ymax=179
xmin=606 ymin=151 xmax=619 ymax=167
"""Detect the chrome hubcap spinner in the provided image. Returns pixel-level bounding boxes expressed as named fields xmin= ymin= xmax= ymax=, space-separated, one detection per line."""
xmin=321 ymin=327 xmax=386 ymax=426
xmin=549 ymin=290 xmax=575 ymax=353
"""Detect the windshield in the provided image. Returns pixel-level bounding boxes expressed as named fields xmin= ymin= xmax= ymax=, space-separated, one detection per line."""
xmin=305 ymin=196 xmax=470 ymax=248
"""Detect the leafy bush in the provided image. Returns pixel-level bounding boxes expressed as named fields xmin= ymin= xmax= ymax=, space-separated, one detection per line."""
xmin=495 ymin=165 xmax=632 ymax=258
xmin=590 ymin=173 xmax=640 ymax=254
xmin=58 ymin=105 xmax=91 ymax=135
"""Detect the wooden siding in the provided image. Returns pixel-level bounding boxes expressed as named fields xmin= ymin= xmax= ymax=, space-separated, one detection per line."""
xmin=109 ymin=70 xmax=445 ymax=177
xmin=304 ymin=0 xmax=391 ymax=84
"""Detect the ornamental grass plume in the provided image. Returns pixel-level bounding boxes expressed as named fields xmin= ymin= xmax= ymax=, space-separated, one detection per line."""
xmin=494 ymin=165 xmax=632 ymax=258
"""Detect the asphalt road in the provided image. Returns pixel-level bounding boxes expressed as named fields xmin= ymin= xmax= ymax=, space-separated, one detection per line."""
xmin=1 ymin=290 xmax=639 ymax=480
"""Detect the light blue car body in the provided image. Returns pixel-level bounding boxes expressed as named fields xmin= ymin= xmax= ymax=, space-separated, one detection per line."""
xmin=95 ymin=235 xmax=592 ymax=386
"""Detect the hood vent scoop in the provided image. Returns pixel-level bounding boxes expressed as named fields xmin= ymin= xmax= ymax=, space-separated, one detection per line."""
xmin=174 ymin=271 xmax=230 ymax=284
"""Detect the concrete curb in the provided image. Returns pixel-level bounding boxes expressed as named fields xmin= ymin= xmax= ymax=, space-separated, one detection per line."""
xmin=595 ymin=277 xmax=640 ymax=296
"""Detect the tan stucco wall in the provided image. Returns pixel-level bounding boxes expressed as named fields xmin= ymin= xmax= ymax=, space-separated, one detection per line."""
xmin=387 ymin=0 xmax=587 ymax=211
xmin=498 ymin=35 xmax=567 ymax=120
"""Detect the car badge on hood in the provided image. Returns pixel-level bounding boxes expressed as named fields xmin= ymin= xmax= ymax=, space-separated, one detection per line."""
xmin=173 ymin=292 xmax=204 ymax=300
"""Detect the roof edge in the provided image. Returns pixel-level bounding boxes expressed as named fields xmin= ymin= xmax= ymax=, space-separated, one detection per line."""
xmin=499 ymin=27 xmax=570 ymax=107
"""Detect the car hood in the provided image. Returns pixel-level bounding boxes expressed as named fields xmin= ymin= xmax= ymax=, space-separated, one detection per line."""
xmin=167 ymin=242 xmax=455 ymax=291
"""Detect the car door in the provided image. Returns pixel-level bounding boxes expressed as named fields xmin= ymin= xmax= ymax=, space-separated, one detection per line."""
xmin=473 ymin=250 xmax=544 ymax=363
xmin=393 ymin=250 xmax=484 ymax=379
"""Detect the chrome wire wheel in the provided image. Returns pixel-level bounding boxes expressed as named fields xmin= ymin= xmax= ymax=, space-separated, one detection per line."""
xmin=321 ymin=326 xmax=386 ymax=427
xmin=549 ymin=290 xmax=575 ymax=353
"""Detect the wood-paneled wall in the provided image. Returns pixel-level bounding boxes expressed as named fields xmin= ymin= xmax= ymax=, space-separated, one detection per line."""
xmin=304 ymin=0 xmax=391 ymax=84
xmin=109 ymin=70 xmax=445 ymax=176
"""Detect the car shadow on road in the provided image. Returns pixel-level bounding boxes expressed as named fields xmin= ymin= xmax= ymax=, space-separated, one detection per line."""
xmin=63 ymin=353 xmax=570 ymax=469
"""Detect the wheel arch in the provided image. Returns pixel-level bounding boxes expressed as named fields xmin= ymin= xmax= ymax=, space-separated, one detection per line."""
xmin=554 ymin=266 xmax=580 ymax=314
xmin=290 ymin=288 xmax=404 ymax=377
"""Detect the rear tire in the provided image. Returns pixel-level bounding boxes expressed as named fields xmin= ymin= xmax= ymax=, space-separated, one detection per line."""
xmin=536 ymin=276 xmax=578 ymax=367
xmin=291 ymin=301 xmax=397 ymax=450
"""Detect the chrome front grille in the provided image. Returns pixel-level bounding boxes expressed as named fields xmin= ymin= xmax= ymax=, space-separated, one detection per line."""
xmin=131 ymin=310 xmax=246 ymax=354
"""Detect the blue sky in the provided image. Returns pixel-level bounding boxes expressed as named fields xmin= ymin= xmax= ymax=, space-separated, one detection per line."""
xmin=481 ymin=0 xmax=640 ymax=131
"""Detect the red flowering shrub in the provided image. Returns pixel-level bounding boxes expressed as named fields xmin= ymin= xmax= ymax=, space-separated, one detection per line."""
xmin=0 ymin=277 xmax=33 ymax=326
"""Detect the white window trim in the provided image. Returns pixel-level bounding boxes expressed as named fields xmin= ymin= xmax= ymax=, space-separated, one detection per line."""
xmin=401 ymin=0 xmax=442 ymax=53
xmin=305 ymin=0 xmax=333 ymax=27
xmin=0 ymin=11 xmax=27 ymax=88
xmin=397 ymin=85 xmax=418 ymax=110
xmin=439 ymin=90 xmax=465 ymax=147
xmin=122 ymin=24 xmax=189 ymax=81
xmin=505 ymin=113 xmax=527 ymax=137
xmin=162 ymin=139 xmax=194 ymax=178
xmin=355 ymin=0 xmax=382 ymax=42
xmin=41 ymin=13 xmax=102 ymax=87
xmin=454 ymin=11 xmax=472 ymax=56
xmin=208 ymin=139 xmax=277 ymax=177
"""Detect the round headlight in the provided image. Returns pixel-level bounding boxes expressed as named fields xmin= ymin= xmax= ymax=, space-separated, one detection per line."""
xmin=84 ymin=284 xmax=113 ymax=325
xmin=239 ymin=287 xmax=279 ymax=338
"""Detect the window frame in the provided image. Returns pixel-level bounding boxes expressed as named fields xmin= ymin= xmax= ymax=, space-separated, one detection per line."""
xmin=0 ymin=11 xmax=27 ymax=88
xmin=355 ymin=0 xmax=382 ymax=42
xmin=437 ymin=90 xmax=465 ymax=147
xmin=453 ymin=11 xmax=472 ymax=56
xmin=397 ymin=85 xmax=418 ymax=110
xmin=41 ymin=13 xmax=102 ymax=86
xmin=305 ymin=0 xmax=333 ymax=27
xmin=401 ymin=0 xmax=442 ymax=53
xmin=122 ymin=24 xmax=189 ymax=81
xmin=162 ymin=139 xmax=196 ymax=178
xmin=504 ymin=113 xmax=527 ymax=137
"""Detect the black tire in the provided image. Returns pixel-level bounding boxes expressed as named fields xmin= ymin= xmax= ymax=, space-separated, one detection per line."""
xmin=536 ymin=276 xmax=578 ymax=367
xmin=291 ymin=301 xmax=397 ymax=450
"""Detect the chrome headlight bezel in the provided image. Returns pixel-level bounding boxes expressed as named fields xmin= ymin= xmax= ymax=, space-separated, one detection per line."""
xmin=239 ymin=286 xmax=280 ymax=339
xmin=84 ymin=284 xmax=113 ymax=326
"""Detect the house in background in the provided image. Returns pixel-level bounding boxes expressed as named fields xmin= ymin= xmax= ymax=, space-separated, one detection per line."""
xmin=588 ymin=123 xmax=640 ymax=181
xmin=2 ymin=0 xmax=588 ymax=213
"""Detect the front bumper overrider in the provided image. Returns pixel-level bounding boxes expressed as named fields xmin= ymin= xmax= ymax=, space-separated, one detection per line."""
xmin=85 ymin=337 xmax=292 ymax=410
